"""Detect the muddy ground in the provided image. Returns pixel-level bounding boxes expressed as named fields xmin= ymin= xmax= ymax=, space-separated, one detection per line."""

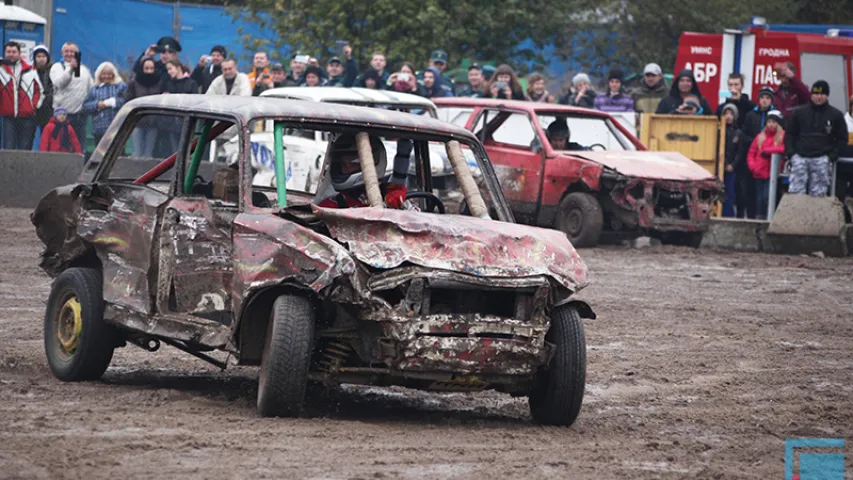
xmin=0 ymin=206 xmax=851 ymax=479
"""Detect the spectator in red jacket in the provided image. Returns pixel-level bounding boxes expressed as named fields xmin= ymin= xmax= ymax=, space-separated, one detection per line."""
xmin=0 ymin=41 xmax=43 ymax=150
xmin=747 ymin=110 xmax=785 ymax=219
xmin=39 ymin=106 xmax=81 ymax=154
xmin=772 ymin=62 xmax=810 ymax=122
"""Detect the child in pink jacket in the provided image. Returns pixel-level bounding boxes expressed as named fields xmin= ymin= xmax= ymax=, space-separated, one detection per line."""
xmin=747 ymin=109 xmax=785 ymax=219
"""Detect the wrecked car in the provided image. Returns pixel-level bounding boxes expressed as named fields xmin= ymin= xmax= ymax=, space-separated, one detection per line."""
xmin=32 ymin=95 xmax=595 ymax=426
xmin=435 ymin=98 xmax=723 ymax=247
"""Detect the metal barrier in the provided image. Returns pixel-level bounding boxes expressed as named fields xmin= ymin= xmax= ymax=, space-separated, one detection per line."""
xmin=767 ymin=154 xmax=848 ymax=221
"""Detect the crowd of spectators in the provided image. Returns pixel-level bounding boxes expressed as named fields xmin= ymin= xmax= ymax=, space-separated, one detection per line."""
xmin=1 ymin=36 xmax=850 ymax=209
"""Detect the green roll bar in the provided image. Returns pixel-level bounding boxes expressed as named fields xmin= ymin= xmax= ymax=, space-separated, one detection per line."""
xmin=273 ymin=121 xmax=287 ymax=208
xmin=184 ymin=119 xmax=213 ymax=193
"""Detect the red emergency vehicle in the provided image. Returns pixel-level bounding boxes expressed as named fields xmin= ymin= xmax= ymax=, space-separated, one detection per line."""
xmin=675 ymin=23 xmax=853 ymax=113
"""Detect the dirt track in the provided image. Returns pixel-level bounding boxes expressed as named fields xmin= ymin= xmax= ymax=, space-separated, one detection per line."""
xmin=1 ymin=206 xmax=851 ymax=479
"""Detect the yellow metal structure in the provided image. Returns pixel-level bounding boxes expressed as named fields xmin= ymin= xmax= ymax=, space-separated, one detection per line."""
xmin=640 ymin=114 xmax=726 ymax=180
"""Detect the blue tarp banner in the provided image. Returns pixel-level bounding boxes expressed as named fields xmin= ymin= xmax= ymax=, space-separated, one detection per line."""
xmin=51 ymin=0 xmax=276 ymax=75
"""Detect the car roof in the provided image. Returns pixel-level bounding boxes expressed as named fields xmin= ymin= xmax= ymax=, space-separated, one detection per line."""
xmin=260 ymin=87 xmax=436 ymax=109
xmin=122 ymin=94 xmax=473 ymax=140
xmin=433 ymin=97 xmax=615 ymax=119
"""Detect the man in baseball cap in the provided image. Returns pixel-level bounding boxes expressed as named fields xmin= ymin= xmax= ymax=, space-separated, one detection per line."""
xmin=631 ymin=62 xmax=667 ymax=114
xmin=417 ymin=49 xmax=454 ymax=95
xmin=785 ymin=79 xmax=849 ymax=196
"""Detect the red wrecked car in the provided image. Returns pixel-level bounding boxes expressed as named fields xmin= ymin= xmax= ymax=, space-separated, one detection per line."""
xmin=435 ymin=98 xmax=723 ymax=247
xmin=31 ymin=95 xmax=595 ymax=426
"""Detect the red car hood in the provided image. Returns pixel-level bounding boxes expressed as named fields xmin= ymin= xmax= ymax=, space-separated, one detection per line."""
xmin=313 ymin=206 xmax=589 ymax=293
xmin=568 ymin=151 xmax=716 ymax=181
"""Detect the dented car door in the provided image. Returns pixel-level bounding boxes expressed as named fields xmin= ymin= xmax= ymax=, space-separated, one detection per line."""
xmin=155 ymin=197 xmax=234 ymax=323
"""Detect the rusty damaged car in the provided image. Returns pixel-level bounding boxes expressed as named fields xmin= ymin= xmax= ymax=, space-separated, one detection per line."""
xmin=31 ymin=95 xmax=595 ymax=425
xmin=435 ymin=98 xmax=724 ymax=248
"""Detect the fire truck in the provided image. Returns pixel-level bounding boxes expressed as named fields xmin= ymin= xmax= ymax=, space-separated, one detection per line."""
xmin=674 ymin=19 xmax=853 ymax=113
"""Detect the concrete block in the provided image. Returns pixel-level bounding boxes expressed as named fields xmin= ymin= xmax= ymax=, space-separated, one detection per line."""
xmin=768 ymin=195 xmax=846 ymax=237
xmin=766 ymin=195 xmax=849 ymax=257
xmin=700 ymin=218 xmax=770 ymax=252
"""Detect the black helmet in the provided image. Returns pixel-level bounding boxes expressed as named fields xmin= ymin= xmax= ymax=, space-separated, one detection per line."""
xmin=547 ymin=120 xmax=570 ymax=140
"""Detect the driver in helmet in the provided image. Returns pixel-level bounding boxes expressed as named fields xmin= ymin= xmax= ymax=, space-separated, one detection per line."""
xmin=546 ymin=119 xmax=586 ymax=151
xmin=318 ymin=133 xmax=409 ymax=209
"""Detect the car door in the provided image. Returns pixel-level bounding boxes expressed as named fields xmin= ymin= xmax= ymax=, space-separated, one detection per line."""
xmin=472 ymin=108 xmax=545 ymax=223
xmin=155 ymin=116 xmax=236 ymax=325
xmin=74 ymin=110 xmax=181 ymax=315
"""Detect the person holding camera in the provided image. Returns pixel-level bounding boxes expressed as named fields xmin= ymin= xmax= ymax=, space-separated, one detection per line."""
xmin=558 ymin=73 xmax=596 ymax=107
xmin=133 ymin=37 xmax=182 ymax=86
xmin=388 ymin=63 xmax=419 ymax=94
xmin=655 ymin=69 xmax=712 ymax=115
xmin=285 ymin=54 xmax=308 ymax=86
xmin=192 ymin=45 xmax=227 ymax=94
xmin=252 ymin=63 xmax=288 ymax=96
xmin=483 ymin=64 xmax=526 ymax=101
xmin=49 ymin=42 xmax=92 ymax=152
xmin=247 ymin=51 xmax=271 ymax=90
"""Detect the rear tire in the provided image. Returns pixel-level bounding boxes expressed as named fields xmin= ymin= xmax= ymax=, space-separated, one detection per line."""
xmin=44 ymin=267 xmax=115 ymax=381
xmin=555 ymin=193 xmax=603 ymax=248
xmin=257 ymin=295 xmax=315 ymax=418
xmin=528 ymin=306 xmax=586 ymax=426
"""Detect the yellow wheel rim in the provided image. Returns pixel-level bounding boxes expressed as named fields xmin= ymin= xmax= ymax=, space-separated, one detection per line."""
xmin=57 ymin=297 xmax=83 ymax=354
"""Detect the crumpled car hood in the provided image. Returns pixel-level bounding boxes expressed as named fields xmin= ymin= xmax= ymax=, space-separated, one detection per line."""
xmin=569 ymin=151 xmax=716 ymax=181
xmin=313 ymin=206 xmax=589 ymax=293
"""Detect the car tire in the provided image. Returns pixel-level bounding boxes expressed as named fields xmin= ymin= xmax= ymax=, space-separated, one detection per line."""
xmin=657 ymin=231 xmax=704 ymax=248
xmin=44 ymin=267 xmax=116 ymax=381
xmin=528 ymin=305 xmax=586 ymax=426
xmin=257 ymin=294 xmax=315 ymax=418
xmin=555 ymin=192 xmax=603 ymax=248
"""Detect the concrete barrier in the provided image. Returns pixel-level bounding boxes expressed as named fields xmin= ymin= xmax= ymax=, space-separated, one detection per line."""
xmin=767 ymin=195 xmax=849 ymax=257
xmin=700 ymin=218 xmax=771 ymax=252
xmin=0 ymin=151 xmax=221 ymax=208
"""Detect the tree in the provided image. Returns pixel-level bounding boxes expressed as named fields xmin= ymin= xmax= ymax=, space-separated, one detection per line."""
xmin=227 ymin=0 xmax=567 ymax=73
xmin=556 ymin=0 xmax=798 ymax=76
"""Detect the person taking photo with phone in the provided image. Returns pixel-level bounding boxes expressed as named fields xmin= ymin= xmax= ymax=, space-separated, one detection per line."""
xmin=133 ymin=36 xmax=182 ymax=86
xmin=483 ymin=64 xmax=525 ymax=101
xmin=191 ymin=45 xmax=226 ymax=94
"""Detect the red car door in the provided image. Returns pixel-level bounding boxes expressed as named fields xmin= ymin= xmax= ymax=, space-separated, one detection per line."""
xmin=470 ymin=108 xmax=545 ymax=223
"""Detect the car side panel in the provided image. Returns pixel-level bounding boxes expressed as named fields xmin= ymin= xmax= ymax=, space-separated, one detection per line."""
xmin=487 ymin=146 xmax=544 ymax=221
xmin=76 ymin=183 xmax=169 ymax=315
xmin=538 ymin=155 xmax=603 ymax=216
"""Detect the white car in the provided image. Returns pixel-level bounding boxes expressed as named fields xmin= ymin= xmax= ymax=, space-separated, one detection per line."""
xmin=245 ymin=87 xmax=450 ymax=193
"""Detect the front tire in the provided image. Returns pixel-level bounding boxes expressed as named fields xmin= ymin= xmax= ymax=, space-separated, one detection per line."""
xmin=44 ymin=267 xmax=115 ymax=381
xmin=528 ymin=306 xmax=587 ymax=426
xmin=257 ymin=295 xmax=315 ymax=418
xmin=555 ymin=192 xmax=603 ymax=248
